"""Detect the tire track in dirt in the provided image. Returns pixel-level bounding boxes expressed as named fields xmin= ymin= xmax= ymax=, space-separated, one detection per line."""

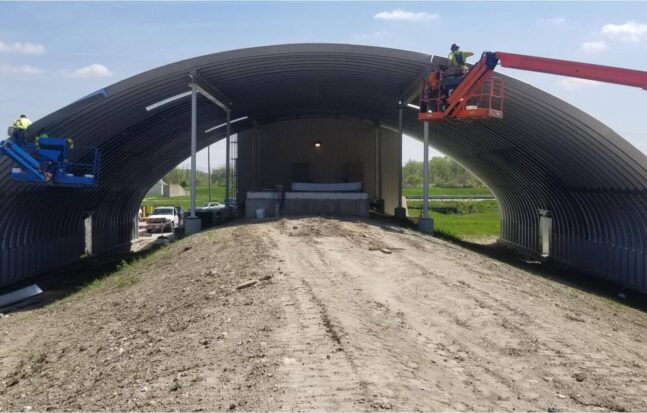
xmin=266 ymin=218 xmax=647 ymax=411
xmin=266 ymin=227 xmax=367 ymax=411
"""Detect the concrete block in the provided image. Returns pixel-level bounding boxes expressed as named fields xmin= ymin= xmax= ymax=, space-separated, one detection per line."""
xmin=185 ymin=217 xmax=202 ymax=234
xmin=394 ymin=207 xmax=408 ymax=219
xmin=419 ymin=217 xmax=433 ymax=234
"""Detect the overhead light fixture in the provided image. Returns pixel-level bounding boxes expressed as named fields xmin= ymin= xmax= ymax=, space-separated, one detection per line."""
xmin=145 ymin=91 xmax=192 ymax=112
xmin=204 ymin=116 xmax=249 ymax=133
xmin=314 ymin=140 xmax=322 ymax=148
xmin=406 ymin=103 xmax=420 ymax=110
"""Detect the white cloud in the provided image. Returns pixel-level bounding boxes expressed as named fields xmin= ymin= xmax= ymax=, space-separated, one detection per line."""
xmin=556 ymin=77 xmax=600 ymax=91
xmin=0 ymin=40 xmax=45 ymax=55
xmin=68 ymin=64 xmax=113 ymax=78
xmin=0 ymin=64 xmax=45 ymax=75
xmin=374 ymin=9 xmax=439 ymax=22
xmin=580 ymin=41 xmax=609 ymax=53
xmin=549 ymin=17 xmax=566 ymax=24
xmin=538 ymin=16 xmax=566 ymax=25
xmin=601 ymin=21 xmax=647 ymax=42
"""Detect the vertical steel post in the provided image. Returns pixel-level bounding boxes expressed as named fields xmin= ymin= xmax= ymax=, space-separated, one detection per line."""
xmin=225 ymin=110 xmax=231 ymax=206
xmin=423 ymin=121 xmax=430 ymax=219
xmin=190 ymin=82 xmax=198 ymax=218
xmin=375 ymin=127 xmax=379 ymax=199
xmin=207 ymin=143 xmax=212 ymax=202
xmin=398 ymin=104 xmax=403 ymax=208
xmin=418 ymin=120 xmax=433 ymax=234
xmin=378 ymin=129 xmax=383 ymax=199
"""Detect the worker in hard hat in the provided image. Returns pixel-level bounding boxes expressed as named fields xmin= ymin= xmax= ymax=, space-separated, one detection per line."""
xmin=444 ymin=45 xmax=474 ymax=97
xmin=8 ymin=114 xmax=32 ymax=147
xmin=448 ymin=44 xmax=474 ymax=69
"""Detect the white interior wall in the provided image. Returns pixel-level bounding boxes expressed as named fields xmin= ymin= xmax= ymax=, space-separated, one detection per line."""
xmin=237 ymin=118 xmax=400 ymax=215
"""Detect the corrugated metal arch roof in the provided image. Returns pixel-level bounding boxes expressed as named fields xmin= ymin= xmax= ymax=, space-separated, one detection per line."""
xmin=1 ymin=43 xmax=646 ymax=291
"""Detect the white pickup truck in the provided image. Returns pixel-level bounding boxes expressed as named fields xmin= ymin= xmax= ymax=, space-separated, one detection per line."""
xmin=146 ymin=206 xmax=182 ymax=233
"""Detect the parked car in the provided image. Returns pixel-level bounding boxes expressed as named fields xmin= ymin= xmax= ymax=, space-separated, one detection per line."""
xmin=146 ymin=206 xmax=181 ymax=233
xmin=197 ymin=202 xmax=225 ymax=211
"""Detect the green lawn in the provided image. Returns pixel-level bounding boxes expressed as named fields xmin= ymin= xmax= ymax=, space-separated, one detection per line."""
xmin=142 ymin=186 xmax=227 ymax=211
xmin=402 ymin=186 xmax=492 ymax=197
xmin=407 ymin=200 xmax=500 ymax=238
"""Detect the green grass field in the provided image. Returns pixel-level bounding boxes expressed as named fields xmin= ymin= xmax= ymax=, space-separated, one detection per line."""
xmin=141 ymin=185 xmax=499 ymax=240
xmin=402 ymin=186 xmax=491 ymax=197
xmin=407 ymin=200 xmax=500 ymax=238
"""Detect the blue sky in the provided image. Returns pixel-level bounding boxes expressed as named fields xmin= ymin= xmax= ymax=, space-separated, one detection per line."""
xmin=1 ymin=1 xmax=646 ymax=170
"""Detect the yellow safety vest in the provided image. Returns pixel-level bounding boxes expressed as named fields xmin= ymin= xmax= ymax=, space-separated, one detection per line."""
xmin=12 ymin=117 xmax=32 ymax=130
xmin=448 ymin=51 xmax=474 ymax=68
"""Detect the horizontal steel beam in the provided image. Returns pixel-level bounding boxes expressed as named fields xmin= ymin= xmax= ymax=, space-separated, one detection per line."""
xmin=189 ymin=71 xmax=232 ymax=111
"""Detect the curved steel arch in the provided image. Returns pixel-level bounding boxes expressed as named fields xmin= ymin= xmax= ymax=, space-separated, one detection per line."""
xmin=1 ymin=43 xmax=646 ymax=292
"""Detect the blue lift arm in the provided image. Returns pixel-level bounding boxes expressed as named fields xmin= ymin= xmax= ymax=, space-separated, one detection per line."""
xmin=0 ymin=140 xmax=49 ymax=182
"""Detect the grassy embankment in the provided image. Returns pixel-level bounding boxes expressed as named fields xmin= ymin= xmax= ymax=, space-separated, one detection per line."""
xmin=142 ymin=185 xmax=499 ymax=239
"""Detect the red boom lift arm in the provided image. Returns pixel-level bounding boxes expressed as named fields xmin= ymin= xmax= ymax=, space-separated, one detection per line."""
xmin=497 ymin=52 xmax=647 ymax=91
xmin=418 ymin=51 xmax=647 ymax=122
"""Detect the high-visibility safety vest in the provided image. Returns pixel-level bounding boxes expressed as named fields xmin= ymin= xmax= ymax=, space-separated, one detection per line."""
xmin=448 ymin=51 xmax=474 ymax=68
xmin=12 ymin=117 xmax=32 ymax=130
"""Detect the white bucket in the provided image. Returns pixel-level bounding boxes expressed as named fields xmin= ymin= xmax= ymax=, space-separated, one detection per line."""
xmin=256 ymin=208 xmax=265 ymax=219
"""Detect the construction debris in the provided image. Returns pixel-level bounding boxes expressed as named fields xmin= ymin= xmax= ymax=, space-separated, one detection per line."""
xmin=235 ymin=280 xmax=258 ymax=291
xmin=0 ymin=284 xmax=43 ymax=311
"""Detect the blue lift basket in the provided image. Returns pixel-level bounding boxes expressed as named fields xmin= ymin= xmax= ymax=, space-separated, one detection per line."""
xmin=0 ymin=137 xmax=100 ymax=187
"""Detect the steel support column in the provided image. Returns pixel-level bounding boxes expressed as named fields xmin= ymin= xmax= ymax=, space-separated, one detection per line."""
xmin=419 ymin=121 xmax=433 ymax=234
xmin=394 ymin=104 xmax=407 ymax=218
xmin=207 ymin=143 xmax=212 ymax=202
xmin=398 ymin=104 xmax=403 ymax=207
xmin=190 ymin=83 xmax=198 ymax=218
xmin=185 ymin=81 xmax=202 ymax=234
xmin=422 ymin=121 xmax=430 ymax=218
xmin=225 ymin=110 xmax=231 ymax=206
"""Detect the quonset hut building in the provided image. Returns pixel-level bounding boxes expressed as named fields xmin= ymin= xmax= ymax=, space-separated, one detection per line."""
xmin=1 ymin=44 xmax=646 ymax=293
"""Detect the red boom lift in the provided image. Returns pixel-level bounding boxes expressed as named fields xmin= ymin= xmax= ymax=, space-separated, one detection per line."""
xmin=418 ymin=51 xmax=647 ymax=122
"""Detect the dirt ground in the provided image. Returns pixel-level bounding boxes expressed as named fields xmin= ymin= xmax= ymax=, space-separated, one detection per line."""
xmin=1 ymin=217 xmax=646 ymax=411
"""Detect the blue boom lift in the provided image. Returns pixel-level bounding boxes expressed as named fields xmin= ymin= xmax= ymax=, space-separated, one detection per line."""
xmin=0 ymin=136 xmax=100 ymax=186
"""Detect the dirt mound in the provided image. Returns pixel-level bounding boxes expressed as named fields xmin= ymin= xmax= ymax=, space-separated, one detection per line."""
xmin=1 ymin=217 xmax=646 ymax=411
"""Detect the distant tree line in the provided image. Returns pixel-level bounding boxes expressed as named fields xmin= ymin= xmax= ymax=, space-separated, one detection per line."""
xmin=164 ymin=167 xmax=231 ymax=188
xmin=165 ymin=156 xmax=482 ymax=189
xmin=402 ymin=157 xmax=484 ymax=188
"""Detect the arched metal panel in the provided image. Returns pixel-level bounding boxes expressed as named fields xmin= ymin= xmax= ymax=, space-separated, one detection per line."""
xmin=0 ymin=43 xmax=645 ymax=292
